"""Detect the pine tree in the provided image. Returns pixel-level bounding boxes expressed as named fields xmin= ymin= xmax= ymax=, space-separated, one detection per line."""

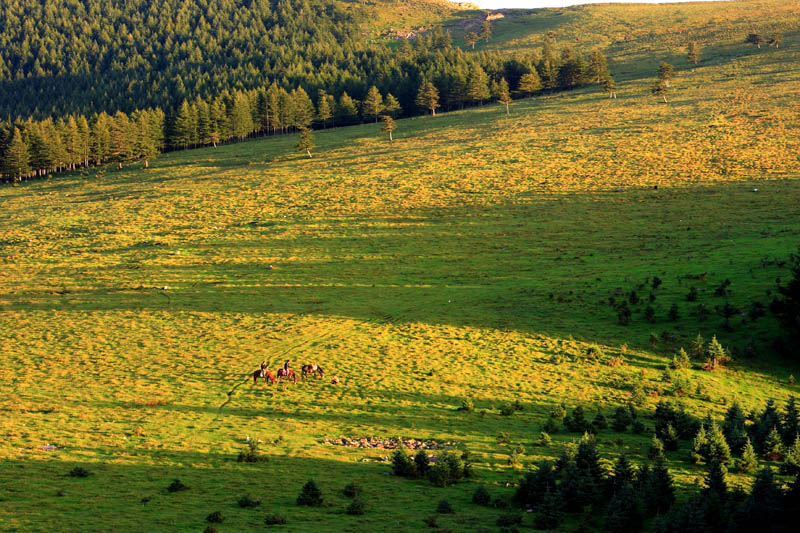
xmin=296 ymin=479 xmax=323 ymax=506
xmin=722 ymin=402 xmax=748 ymax=455
xmin=496 ymin=77 xmax=512 ymax=114
xmin=172 ymin=100 xmax=194 ymax=149
xmin=644 ymin=456 xmax=675 ymax=516
xmin=109 ymin=111 xmax=133 ymax=167
xmin=612 ymin=406 xmax=632 ymax=432
xmin=380 ymin=115 xmax=396 ymax=143
xmin=2 ymin=127 xmax=30 ymax=181
xmin=362 ymin=86 xmax=383 ymax=123
xmin=687 ymin=41 xmax=700 ymax=65
xmin=763 ymin=426 xmax=784 ymax=461
xmin=533 ymin=489 xmax=563 ymax=530
xmin=416 ymin=79 xmax=440 ymax=116
xmin=657 ymin=61 xmax=674 ymax=87
xmin=706 ymin=422 xmax=732 ymax=465
xmin=466 ymin=65 xmax=490 ymax=105
xmin=689 ymin=333 xmax=705 ymax=359
xmin=692 ymin=425 xmax=708 ymax=464
xmin=603 ymin=76 xmax=617 ymax=99
xmin=781 ymin=397 xmax=799 ymax=445
xmin=652 ymin=79 xmax=669 ymax=103
xmin=703 ymin=460 xmax=727 ymax=501
xmin=291 ymin=87 xmax=315 ymax=130
xmin=705 ymin=336 xmax=729 ymax=370
xmin=465 ymin=32 xmax=479 ymax=50
xmin=575 ymin=432 xmax=604 ymax=483
xmin=518 ymin=71 xmax=542 ymax=97
xmin=296 ymin=127 xmax=313 ymax=158
xmin=382 ymin=93 xmax=402 ymax=117
xmin=337 ymin=92 xmax=359 ymax=124
xmin=611 ymin=454 xmax=635 ymax=493
xmin=648 ymin=435 xmax=664 ymax=459
xmin=605 ymin=484 xmax=643 ymax=533
xmin=779 ymin=434 xmax=800 ymax=475
xmin=481 ymin=20 xmax=492 ymax=42
xmin=737 ymin=437 xmax=758 ymax=473
xmin=587 ymin=50 xmax=610 ymax=84
xmin=316 ymin=89 xmax=332 ymax=128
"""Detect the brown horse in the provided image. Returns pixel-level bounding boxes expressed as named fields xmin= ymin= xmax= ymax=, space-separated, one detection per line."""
xmin=301 ymin=364 xmax=324 ymax=380
xmin=253 ymin=368 xmax=276 ymax=385
xmin=276 ymin=368 xmax=297 ymax=384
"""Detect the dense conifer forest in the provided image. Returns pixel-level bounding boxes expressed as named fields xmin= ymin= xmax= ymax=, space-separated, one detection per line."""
xmin=0 ymin=0 xmax=614 ymax=182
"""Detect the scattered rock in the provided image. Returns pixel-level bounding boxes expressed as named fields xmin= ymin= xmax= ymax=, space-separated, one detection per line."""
xmin=324 ymin=436 xmax=453 ymax=450
xmin=38 ymin=445 xmax=58 ymax=451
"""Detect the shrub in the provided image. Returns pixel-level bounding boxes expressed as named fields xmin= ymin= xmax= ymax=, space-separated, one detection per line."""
xmin=391 ymin=448 xmax=417 ymax=478
xmin=648 ymin=436 xmax=665 ymax=459
xmin=264 ymin=513 xmax=287 ymax=525
xmin=238 ymin=440 xmax=267 ymax=463
xmin=649 ymin=332 xmax=659 ymax=347
xmin=500 ymin=404 xmax=516 ymax=416
xmin=631 ymin=383 xmax=647 ymax=405
xmin=670 ymin=348 xmax=691 ymax=370
xmin=686 ymin=287 xmax=698 ymax=301
xmin=296 ymin=479 xmax=323 ymax=506
xmin=472 ymin=485 xmax=491 ymax=506
xmin=669 ymin=374 xmax=692 ymax=396
xmin=203 ymin=526 xmax=217 ymax=533
xmin=618 ymin=303 xmax=632 ymax=325
xmin=414 ymin=450 xmax=431 ymax=477
xmin=497 ymin=513 xmax=523 ymax=527
xmin=436 ymin=499 xmax=454 ymax=513
xmin=206 ymin=511 xmax=224 ymax=524
xmin=343 ymin=482 xmax=362 ymax=498
xmin=564 ymin=406 xmax=589 ymax=432
xmin=535 ymin=432 xmax=552 ymax=446
xmin=612 ymin=406 xmax=632 ymax=432
xmin=592 ymin=411 xmax=608 ymax=431
xmin=238 ymin=495 xmax=261 ymax=508
xmin=549 ymin=404 xmax=567 ymax=419
xmin=644 ymin=305 xmax=656 ymax=323
xmin=69 ymin=467 xmax=90 ymax=478
xmin=629 ymin=290 xmax=639 ymax=305
xmin=543 ymin=417 xmax=559 ymax=434
xmin=346 ymin=498 xmax=365 ymax=515
xmin=428 ymin=451 xmax=465 ymax=487
xmin=585 ymin=345 xmax=605 ymax=361
xmin=457 ymin=398 xmax=474 ymax=412
xmin=167 ymin=479 xmax=189 ymax=493
xmin=631 ymin=419 xmax=646 ymax=434
xmin=422 ymin=515 xmax=438 ymax=528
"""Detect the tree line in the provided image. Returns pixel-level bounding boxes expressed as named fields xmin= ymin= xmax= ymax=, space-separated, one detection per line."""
xmin=1 ymin=28 xmax=614 ymax=183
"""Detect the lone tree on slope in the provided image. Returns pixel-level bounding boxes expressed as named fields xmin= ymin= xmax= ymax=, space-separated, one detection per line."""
xmin=416 ymin=79 xmax=440 ymax=116
xmin=481 ymin=20 xmax=492 ymax=42
xmin=380 ymin=115 xmax=396 ymax=143
xmin=652 ymin=79 xmax=669 ymax=103
xmin=603 ymin=76 xmax=617 ymax=99
xmin=658 ymin=61 xmax=674 ymax=87
xmin=497 ymin=77 xmax=512 ymax=114
xmin=687 ymin=41 xmax=700 ymax=65
xmin=465 ymin=32 xmax=479 ymax=50
xmin=296 ymin=127 xmax=314 ymax=158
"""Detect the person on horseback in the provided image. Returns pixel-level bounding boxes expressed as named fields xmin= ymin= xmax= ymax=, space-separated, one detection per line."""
xmin=260 ymin=361 xmax=267 ymax=378
xmin=284 ymin=359 xmax=291 ymax=374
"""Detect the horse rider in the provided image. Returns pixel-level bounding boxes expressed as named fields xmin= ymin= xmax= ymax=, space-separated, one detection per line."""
xmin=260 ymin=361 xmax=267 ymax=378
xmin=284 ymin=359 xmax=291 ymax=375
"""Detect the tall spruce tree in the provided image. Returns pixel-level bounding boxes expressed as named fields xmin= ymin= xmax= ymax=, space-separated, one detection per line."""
xmin=416 ymin=79 xmax=440 ymax=116
xmin=362 ymin=86 xmax=383 ymax=123
xmin=2 ymin=127 xmax=30 ymax=181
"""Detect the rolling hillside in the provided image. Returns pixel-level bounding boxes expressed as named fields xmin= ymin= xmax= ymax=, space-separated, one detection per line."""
xmin=1 ymin=1 xmax=800 ymax=532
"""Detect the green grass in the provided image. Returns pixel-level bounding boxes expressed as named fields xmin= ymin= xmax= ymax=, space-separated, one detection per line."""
xmin=2 ymin=5 xmax=800 ymax=531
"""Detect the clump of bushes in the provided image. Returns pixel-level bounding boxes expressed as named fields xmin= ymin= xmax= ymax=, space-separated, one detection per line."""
xmin=238 ymin=440 xmax=268 ymax=463
xmin=238 ymin=495 xmax=261 ymax=508
xmin=457 ymin=398 xmax=474 ymax=412
xmin=346 ymin=498 xmax=365 ymax=515
xmin=69 ymin=466 xmax=90 ymax=478
xmin=206 ymin=511 xmax=224 ymax=524
xmin=203 ymin=526 xmax=217 ymax=533
xmin=497 ymin=513 xmax=523 ymax=527
xmin=296 ymin=479 xmax=323 ymax=506
xmin=392 ymin=448 xmax=471 ymax=487
xmin=436 ymin=499 xmax=454 ymax=513
xmin=167 ymin=479 xmax=189 ymax=493
xmin=472 ymin=485 xmax=491 ymax=506
xmin=264 ymin=513 xmax=287 ymax=525
xmin=343 ymin=482 xmax=362 ymax=498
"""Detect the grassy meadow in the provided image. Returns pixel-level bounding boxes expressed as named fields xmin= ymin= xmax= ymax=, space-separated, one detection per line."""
xmin=2 ymin=3 xmax=800 ymax=532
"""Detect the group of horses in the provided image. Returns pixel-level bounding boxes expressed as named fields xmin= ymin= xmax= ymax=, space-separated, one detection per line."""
xmin=252 ymin=362 xmax=324 ymax=385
